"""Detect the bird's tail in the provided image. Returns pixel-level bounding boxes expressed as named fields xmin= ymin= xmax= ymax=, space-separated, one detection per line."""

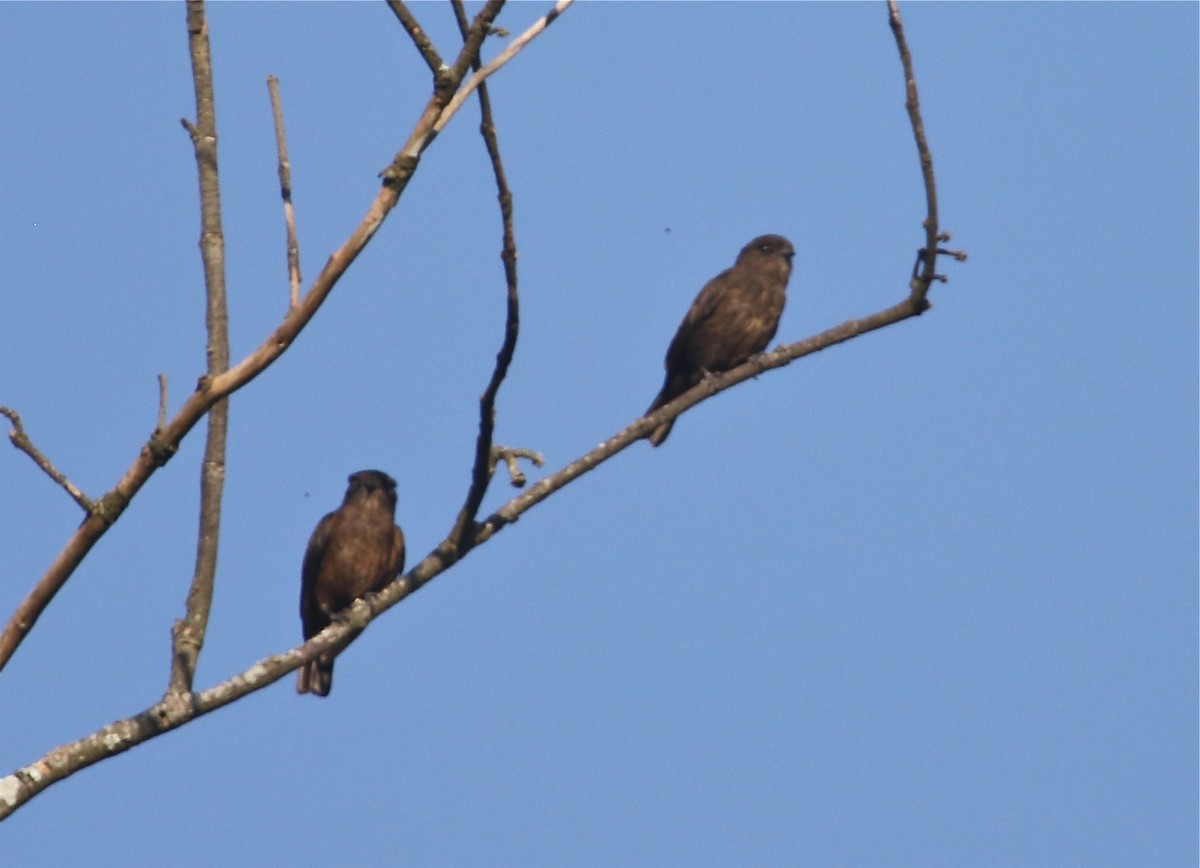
xmin=645 ymin=384 xmax=677 ymax=447
xmin=296 ymin=655 xmax=334 ymax=697
xmin=648 ymin=415 xmax=674 ymax=447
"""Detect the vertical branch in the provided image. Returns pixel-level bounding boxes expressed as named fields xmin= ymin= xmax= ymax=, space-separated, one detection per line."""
xmin=446 ymin=0 xmax=522 ymax=551
xmin=266 ymin=76 xmax=303 ymax=309
xmin=169 ymin=0 xmax=229 ymax=696
xmin=887 ymin=0 xmax=939 ymax=310
xmin=156 ymin=374 xmax=169 ymax=432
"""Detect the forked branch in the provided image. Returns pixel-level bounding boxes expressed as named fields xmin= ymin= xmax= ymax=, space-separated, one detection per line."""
xmin=0 ymin=0 xmax=530 ymax=674
xmin=387 ymin=0 xmax=445 ymax=76
xmin=0 ymin=0 xmax=961 ymax=822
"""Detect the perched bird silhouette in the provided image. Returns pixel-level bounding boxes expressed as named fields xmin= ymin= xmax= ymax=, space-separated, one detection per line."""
xmin=645 ymin=234 xmax=795 ymax=446
xmin=297 ymin=469 xmax=405 ymax=697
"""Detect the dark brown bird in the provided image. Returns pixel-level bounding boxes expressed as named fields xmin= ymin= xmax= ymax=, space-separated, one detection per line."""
xmin=297 ymin=469 xmax=405 ymax=697
xmin=645 ymin=234 xmax=795 ymax=446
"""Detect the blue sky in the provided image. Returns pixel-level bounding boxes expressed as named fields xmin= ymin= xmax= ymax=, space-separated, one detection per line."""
xmin=1 ymin=3 xmax=1196 ymax=865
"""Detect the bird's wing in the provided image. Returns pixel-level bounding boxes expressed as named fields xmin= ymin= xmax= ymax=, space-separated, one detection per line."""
xmin=390 ymin=526 xmax=406 ymax=579
xmin=299 ymin=511 xmax=335 ymax=632
xmin=664 ymin=267 xmax=735 ymax=370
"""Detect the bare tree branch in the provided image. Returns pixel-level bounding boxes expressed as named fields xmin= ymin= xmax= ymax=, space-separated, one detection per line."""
xmin=480 ymin=300 xmax=929 ymax=542
xmin=266 ymin=76 xmax=303 ymax=310
xmin=888 ymin=0 xmax=948 ymax=309
xmin=431 ymin=0 xmax=573 ymax=137
xmin=0 ymin=291 xmax=936 ymax=820
xmin=168 ymin=0 xmax=230 ymax=697
xmin=494 ymin=446 xmax=544 ymax=488
xmin=0 ymin=0 xmax=966 ymax=821
xmin=156 ymin=374 xmax=169 ymax=433
xmin=387 ymin=0 xmax=444 ymax=76
xmin=381 ymin=0 xmax=506 ymax=178
xmin=447 ymin=0 xmax=524 ymax=551
xmin=0 ymin=407 xmax=94 ymax=512
xmin=0 ymin=0 xmax=519 ymax=674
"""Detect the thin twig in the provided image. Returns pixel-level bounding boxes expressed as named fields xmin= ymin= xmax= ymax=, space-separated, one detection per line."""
xmin=382 ymin=0 xmax=507 ymax=176
xmin=447 ymin=0 xmax=523 ymax=550
xmin=266 ymin=75 xmax=302 ymax=309
xmin=432 ymin=0 xmax=573 ymax=136
xmin=0 ymin=407 xmax=93 ymax=512
xmin=888 ymin=0 xmax=943 ymax=308
xmin=387 ymin=0 xmax=444 ymax=76
xmin=156 ymin=375 xmax=169 ymax=433
xmin=493 ymin=446 xmax=543 ymax=488
xmin=168 ymin=0 xmax=230 ymax=697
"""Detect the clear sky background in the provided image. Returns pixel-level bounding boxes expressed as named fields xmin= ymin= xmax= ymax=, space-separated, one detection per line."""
xmin=1 ymin=3 xmax=1195 ymax=866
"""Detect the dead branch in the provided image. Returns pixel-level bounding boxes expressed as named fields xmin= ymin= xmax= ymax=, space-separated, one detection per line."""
xmin=382 ymin=0 xmax=507 ymax=176
xmin=888 ymin=0 xmax=944 ymax=307
xmin=0 ymin=0 xmax=517 ymax=674
xmin=167 ymin=0 xmax=230 ymax=697
xmin=387 ymin=1 xmax=445 ymax=76
xmin=156 ymin=375 xmax=169 ymax=433
xmin=431 ymin=0 xmax=573 ymax=137
xmin=266 ymin=75 xmax=303 ymax=309
xmin=494 ymin=446 xmax=544 ymax=488
xmin=447 ymin=0 xmax=524 ymax=550
xmin=0 ymin=291 xmax=939 ymax=820
xmin=0 ymin=407 xmax=94 ymax=512
xmin=0 ymin=0 xmax=963 ymax=822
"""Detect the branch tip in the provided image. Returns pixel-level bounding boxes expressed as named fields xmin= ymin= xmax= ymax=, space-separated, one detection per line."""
xmin=432 ymin=0 xmax=575 ymax=136
xmin=492 ymin=446 xmax=544 ymax=488
xmin=1 ymin=407 xmax=95 ymax=511
xmin=156 ymin=374 xmax=169 ymax=432
xmin=266 ymin=74 xmax=303 ymax=308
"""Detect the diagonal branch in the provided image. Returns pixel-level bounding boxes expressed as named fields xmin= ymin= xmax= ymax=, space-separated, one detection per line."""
xmin=0 ymin=0 xmax=965 ymax=823
xmin=0 ymin=292 xmax=938 ymax=820
xmin=382 ymin=0 xmax=506 ymax=176
xmin=381 ymin=0 xmax=571 ymax=177
xmin=386 ymin=0 xmax=444 ymax=76
xmin=0 ymin=407 xmax=94 ymax=512
xmin=168 ymin=0 xmax=230 ymax=697
xmin=477 ymin=300 xmax=928 ymax=542
xmin=431 ymin=0 xmax=573 ymax=137
xmin=0 ymin=0 xmax=517 ymax=675
xmin=447 ymin=0 xmax=522 ymax=551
